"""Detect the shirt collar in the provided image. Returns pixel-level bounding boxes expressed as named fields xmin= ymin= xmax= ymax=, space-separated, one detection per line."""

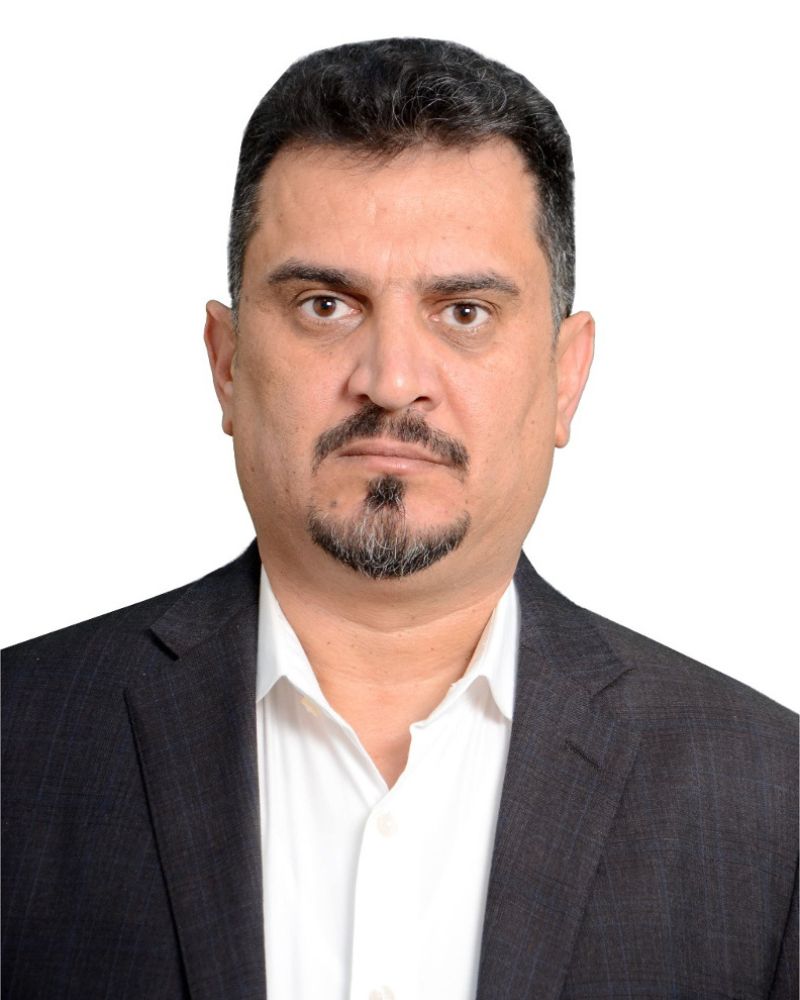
xmin=255 ymin=566 xmax=518 ymax=722
xmin=452 ymin=579 xmax=517 ymax=721
xmin=255 ymin=566 xmax=323 ymax=705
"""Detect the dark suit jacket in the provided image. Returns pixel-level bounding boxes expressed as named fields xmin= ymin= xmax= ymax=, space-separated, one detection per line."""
xmin=2 ymin=543 xmax=797 ymax=999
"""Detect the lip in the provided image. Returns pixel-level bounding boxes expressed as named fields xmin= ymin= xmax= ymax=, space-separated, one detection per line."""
xmin=337 ymin=441 xmax=448 ymax=466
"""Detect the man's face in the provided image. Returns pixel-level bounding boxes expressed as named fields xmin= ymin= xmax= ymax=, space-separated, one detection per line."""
xmin=206 ymin=140 xmax=593 ymax=588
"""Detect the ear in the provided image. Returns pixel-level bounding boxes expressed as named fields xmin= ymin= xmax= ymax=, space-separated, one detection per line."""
xmin=204 ymin=300 xmax=236 ymax=436
xmin=554 ymin=310 xmax=595 ymax=448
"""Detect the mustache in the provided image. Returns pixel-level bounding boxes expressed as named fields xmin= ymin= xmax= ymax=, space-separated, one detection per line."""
xmin=313 ymin=404 xmax=470 ymax=473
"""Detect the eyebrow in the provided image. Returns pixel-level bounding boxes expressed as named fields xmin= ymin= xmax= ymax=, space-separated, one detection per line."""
xmin=264 ymin=258 xmax=521 ymax=299
xmin=422 ymin=272 xmax=521 ymax=298
xmin=266 ymin=260 xmax=367 ymax=289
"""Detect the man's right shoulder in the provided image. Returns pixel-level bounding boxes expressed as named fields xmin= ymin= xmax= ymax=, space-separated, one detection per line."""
xmin=1 ymin=542 xmax=261 ymax=692
xmin=1 ymin=584 xmax=201 ymax=723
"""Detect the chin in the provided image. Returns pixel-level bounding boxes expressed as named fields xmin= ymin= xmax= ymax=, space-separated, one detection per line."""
xmin=306 ymin=474 xmax=470 ymax=579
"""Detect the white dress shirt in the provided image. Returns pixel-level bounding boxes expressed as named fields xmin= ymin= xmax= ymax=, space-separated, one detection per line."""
xmin=256 ymin=568 xmax=519 ymax=1000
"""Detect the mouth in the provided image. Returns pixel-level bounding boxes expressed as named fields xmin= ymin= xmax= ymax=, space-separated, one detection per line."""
xmin=337 ymin=440 xmax=449 ymax=467
xmin=312 ymin=403 xmax=469 ymax=475
xmin=335 ymin=440 xmax=456 ymax=477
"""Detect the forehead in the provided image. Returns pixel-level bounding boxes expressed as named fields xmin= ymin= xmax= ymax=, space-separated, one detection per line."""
xmin=244 ymin=140 xmax=546 ymax=289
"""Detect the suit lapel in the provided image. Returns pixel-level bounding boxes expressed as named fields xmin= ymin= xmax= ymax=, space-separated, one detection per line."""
xmin=125 ymin=545 xmax=267 ymax=1000
xmin=122 ymin=543 xmax=638 ymax=999
xmin=476 ymin=557 xmax=641 ymax=1000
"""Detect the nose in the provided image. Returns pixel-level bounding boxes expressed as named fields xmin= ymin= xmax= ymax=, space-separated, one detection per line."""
xmin=345 ymin=311 xmax=441 ymax=413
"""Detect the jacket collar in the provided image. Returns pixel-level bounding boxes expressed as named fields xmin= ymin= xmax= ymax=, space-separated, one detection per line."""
xmin=129 ymin=543 xmax=639 ymax=1000
xmin=476 ymin=556 xmax=641 ymax=999
xmin=126 ymin=542 xmax=265 ymax=1000
xmin=149 ymin=541 xmax=262 ymax=659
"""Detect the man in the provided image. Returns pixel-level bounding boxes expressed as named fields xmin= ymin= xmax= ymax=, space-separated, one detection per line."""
xmin=2 ymin=36 xmax=797 ymax=1000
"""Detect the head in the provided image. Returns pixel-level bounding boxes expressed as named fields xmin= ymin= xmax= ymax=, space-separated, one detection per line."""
xmin=228 ymin=38 xmax=575 ymax=332
xmin=205 ymin=39 xmax=594 ymax=594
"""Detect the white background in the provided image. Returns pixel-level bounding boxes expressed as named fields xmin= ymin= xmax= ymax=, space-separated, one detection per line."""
xmin=3 ymin=0 xmax=798 ymax=711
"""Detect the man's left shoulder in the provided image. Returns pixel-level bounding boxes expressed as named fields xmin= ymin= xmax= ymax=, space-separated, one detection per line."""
xmin=518 ymin=558 xmax=796 ymax=733
xmin=588 ymin=603 xmax=797 ymax=742
xmin=572 ymin=602 xmax=798 ymax=832
xmin=548 ymin=586 xmax=798 ymax=868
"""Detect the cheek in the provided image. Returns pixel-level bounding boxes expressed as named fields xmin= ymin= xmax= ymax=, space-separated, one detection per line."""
xmin=481 ymin=358 xmax=555 ymax=438
xmin=515 ymin=378 xmax=559 ymax=469
xmin=234 ymin=345 xmax=343 ymax=478
xmin=467 ymin=363 xmax=557 ymax=488
xmin=232 ymin=358 xmax=296 ymax=476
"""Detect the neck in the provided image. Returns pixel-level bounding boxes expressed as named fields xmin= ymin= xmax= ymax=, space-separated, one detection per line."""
xmin=260 ymin=542 xmax=517 ymax=785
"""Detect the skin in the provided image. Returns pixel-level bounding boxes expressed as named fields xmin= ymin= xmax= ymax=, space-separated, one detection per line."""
xmin=205 ymin=139 xmax=594 ymax=785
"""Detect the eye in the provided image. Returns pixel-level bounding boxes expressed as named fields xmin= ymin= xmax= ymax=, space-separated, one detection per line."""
xmin=298 ymin=295 xmax=359 ymax=321
xmin=440 ymin=302 xmax=491 ymax=330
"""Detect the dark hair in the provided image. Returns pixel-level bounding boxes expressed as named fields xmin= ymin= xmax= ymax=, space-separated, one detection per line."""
xmin=229 ymin=38 xmax=575 ymax=327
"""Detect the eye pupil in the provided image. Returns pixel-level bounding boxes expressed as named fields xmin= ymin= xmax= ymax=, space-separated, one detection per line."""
xmin=455 ymin=304 xmax=476 ymax=324
xmin=313 ymin=297 xmax=337 ymax=317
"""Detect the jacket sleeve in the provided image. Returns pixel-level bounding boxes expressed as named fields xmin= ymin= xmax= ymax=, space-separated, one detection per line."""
xmin=768 ymin=858 xmax=798 ymax=1000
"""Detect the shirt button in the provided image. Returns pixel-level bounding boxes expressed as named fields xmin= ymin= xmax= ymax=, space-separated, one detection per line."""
xmin=299 ymin=695 xmax=320 ymax=717
xmin=376 ymin=812 xmax=397 ymax=837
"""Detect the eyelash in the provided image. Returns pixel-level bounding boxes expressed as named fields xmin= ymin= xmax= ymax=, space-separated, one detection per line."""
xmin=295 ymin=294 xmax=493 ymax=334
xmin=439 ymin=302 xmax=491 ymax=329
xmin=298 ymin=296 xmax=359 ymax=322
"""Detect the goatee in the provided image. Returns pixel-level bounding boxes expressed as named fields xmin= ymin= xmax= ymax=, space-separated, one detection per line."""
xmin=308 ymin=474 xmax=470 ymax=580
